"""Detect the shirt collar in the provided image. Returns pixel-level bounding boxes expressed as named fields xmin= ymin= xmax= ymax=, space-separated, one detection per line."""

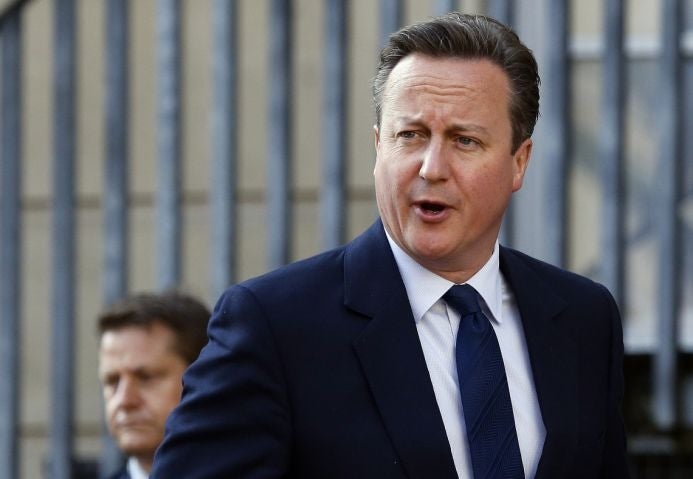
xmin=127 ymin=457 xmax=149 ymax=479
xmin=385 ymin=232 xmax=503 ymax=324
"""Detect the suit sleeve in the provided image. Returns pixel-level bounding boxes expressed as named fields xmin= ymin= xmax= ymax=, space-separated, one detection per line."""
xmin=598 ymin=284 xmax=631 ymax=478
xmin=150 ymin=285 xmax=292 ymax=479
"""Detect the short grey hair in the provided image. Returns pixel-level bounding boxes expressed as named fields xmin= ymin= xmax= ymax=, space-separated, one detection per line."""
xmin=373 ymin=12 xmax=540 ymax=152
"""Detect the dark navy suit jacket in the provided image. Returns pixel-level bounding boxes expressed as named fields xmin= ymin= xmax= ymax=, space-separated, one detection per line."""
xmin=150 ymin=220 xmax=629 ymax=478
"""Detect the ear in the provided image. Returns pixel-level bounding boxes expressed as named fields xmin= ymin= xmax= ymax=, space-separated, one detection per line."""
xmin=511 ymin=138 xmax=532 ymax=192
xmin=373 ymin=124 xmax=381 ymax=175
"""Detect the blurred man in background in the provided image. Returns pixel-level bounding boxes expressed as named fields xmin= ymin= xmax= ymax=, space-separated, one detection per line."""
xmin=97 ymin=291 xmax=210 ymax=479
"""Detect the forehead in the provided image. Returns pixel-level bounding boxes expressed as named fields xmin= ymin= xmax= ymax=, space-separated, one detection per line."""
xmin=98 ymin=323 xmax=179 ymax=370
xmin=381 ymin=54 xmax=511 ymax=117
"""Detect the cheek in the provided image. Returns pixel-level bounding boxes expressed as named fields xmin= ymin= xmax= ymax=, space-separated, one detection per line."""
xmin=376 ymin=157 xmax=415 ymax=192
xmin=376 ymin=173 xmax=407 ymax=215
xmin=151 ymin=381 xmax=184 ymax=416
xmin=375 ymin=152 xmax=396 ymax=178
xmin=374 ymin=162 xmax=393 ymax=199
xmin=475 ymin=162 xmax=514 ymax=191
xmin=105 ymin=399 xmax=117 ymax=419
xmin=105 ymin=398 xmax=122 ymax=430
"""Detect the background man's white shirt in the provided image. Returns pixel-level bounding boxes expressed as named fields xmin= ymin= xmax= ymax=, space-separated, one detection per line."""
xmin=126 ymin=457 xmax=149 ymax=479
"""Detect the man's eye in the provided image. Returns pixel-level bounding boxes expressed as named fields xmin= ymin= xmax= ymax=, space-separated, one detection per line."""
xmin=137 ymin=371 xmax=165 ymax=384
xmin=398 ymin=131 xmax=417 ymax=139
xmin=102 ymin=376 xmax=119 ymax=392
xmin=456 ymin=137 xmax=477 ymax=147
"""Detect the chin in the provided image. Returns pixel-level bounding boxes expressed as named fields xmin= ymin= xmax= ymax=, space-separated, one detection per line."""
xmin=118 ymin=435 xmax=159 ymax=457
xmin=410 ymin=249 xmax=457 ymax=269
xmin=406 ymin=234 xmax=456 ymax=259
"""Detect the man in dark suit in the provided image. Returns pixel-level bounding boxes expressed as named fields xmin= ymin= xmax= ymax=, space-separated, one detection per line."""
xmin=97 ymin=291 xmax=210 ymax=479
xmin=151 ymin=13 xmax=629 ymax=479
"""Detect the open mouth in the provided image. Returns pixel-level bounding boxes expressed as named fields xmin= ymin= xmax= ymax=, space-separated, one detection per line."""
xmin=420 ymin=202 xmax=445 ymax=214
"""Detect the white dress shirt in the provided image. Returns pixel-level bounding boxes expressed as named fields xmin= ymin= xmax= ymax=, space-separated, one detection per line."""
xmin=126 ymin=457 xmax=149 ymax=479
xmin=386 ymin=234 xmax=546 ymax=479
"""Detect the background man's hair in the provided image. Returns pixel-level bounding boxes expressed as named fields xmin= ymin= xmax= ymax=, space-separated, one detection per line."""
xmin=373 ymin=12 xmax=540 ymax=152
xmin=97 ymin=290 xmax=211 ymax=364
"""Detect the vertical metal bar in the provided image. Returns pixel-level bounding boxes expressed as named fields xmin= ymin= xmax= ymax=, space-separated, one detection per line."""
xmin=487 ymin=0 xmax=513 ymax=25
xmin=653 ymin=0 xmax=683 ymax=431
xmin=377 ymin=0 xmax=402 ymax=235
xmin=104 ymin=0 xmax=129 ymax=318
xmin=488 ymin=0 xmax=515 ymax=246
xmin=267 ymin=0 xmax=292 ymax=269
xmin=156 ymin=0 xmax=182 ymax=288
xmin=51 ymin=0 xmax=77 ymax=477
xmin=599 ymin=0 xmax=626 ymax=308
xmin=542 ymin=0 xmax=569 ymax=267
xmin=321 ymin=0 xmax=348 ymax=250
xmin=433 ymin=0 xmax=457 ymax=16
xmin=379 ymin=0 xmax=403 ymax=49
xmin=100 ymin=0 xmax=129 ymax=476
xmin=0 ymin=9 xmax=22 ymax=479
xmin=211 ymin=0 xmax=238 ymax=297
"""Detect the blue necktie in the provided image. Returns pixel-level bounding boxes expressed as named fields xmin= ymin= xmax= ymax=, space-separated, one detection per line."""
xmin=444 ymin=284 xmax=524 ymax=479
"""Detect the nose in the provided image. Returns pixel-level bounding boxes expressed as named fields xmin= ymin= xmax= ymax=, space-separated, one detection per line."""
xmin=112 ymin=377 xmax=142 ymax=409
xmin=418 ymin=138 xmax=450 ymax=182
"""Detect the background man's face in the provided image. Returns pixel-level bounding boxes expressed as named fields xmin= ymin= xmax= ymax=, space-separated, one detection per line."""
xmin=98 ymin=323 xmax=188 ymax=468
xmin=374 ymin=54 xmax=531 ymax=282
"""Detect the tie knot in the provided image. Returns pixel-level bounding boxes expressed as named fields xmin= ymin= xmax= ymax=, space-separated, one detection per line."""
xmin=443 ymin=284 xmax=481 ymax=316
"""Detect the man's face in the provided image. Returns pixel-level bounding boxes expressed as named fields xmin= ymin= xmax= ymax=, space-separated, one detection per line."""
xmin=374 ymin=54 xmax=532 ymax=282
xmin=98 ymin=323 xmax=188 ymax=468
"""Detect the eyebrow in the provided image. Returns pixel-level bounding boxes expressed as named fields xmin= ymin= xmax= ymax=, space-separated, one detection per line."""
xmin=99 ymin=365 xmax=156 ymax=378
xmin=394 ymin=116 xmax=491 ymax=136
xmin=448 ymin=123 xmax=490 ymax=135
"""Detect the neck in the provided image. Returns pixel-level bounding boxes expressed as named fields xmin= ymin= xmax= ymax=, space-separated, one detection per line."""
xmin=131 ymin=455 xmax=153 ymax=474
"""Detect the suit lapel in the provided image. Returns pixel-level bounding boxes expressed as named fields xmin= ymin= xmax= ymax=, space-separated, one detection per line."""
xmin=345 ymin=221 xmax=458 ymax=479
xmin=341 ymin=225 xmax=580 ymax=478
xmin=500 ymin=247 xmax=579 ymax=479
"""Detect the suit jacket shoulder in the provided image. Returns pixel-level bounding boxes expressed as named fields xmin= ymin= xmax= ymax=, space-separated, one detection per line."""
xmin=500 ymin=245 xmax=619 ymax=326
xmin=151 ymin=220 xmax=458 ymax=479
xmin=501 ymin=246 xmax=610 ymax=294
